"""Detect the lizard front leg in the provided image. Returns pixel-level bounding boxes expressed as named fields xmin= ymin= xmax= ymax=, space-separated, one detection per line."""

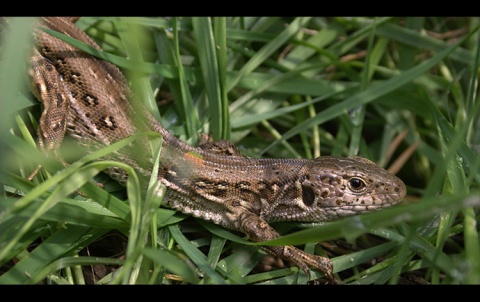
xmin=238 ymin=211 xmax=336 ymax=283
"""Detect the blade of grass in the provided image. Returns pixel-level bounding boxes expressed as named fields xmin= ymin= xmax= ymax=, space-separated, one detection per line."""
xmin=260 ymin=24 xmax=480 ymax=155
xmin=263 ymin=191 xmax=480 ymax=246
xmin=192 ymin=17 xmax=229 ymax=140
xmin=168 ymin=224 xmax=226 ymax=284
xmin=227 ymin=17 xmax=312 ymax=91
xmin=0 ymin=225 xmax=106 ymax=284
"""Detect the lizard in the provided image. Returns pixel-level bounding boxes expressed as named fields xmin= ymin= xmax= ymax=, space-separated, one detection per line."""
xmin=26 ymin=17 xmax=407 ymax=283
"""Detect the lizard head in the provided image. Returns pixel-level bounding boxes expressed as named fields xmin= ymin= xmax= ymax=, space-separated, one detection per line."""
xmin=295 ymin=156 xmax=406 ymax=221
xmin=262 ymin=156 xmax=406 ymax=222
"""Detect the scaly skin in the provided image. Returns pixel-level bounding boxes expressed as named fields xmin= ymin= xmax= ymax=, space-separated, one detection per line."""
xmin=29 ymin=17 xmax=407 ymax=282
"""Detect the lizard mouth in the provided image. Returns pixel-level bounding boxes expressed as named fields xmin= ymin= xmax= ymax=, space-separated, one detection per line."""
xmin=317 ymin=198 xmax=404 ymax=220
xmin=333 ymin=202 xmax=399 ymax=212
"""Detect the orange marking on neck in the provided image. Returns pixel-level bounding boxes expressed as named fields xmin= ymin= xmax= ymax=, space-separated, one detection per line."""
xmin=183 ymin=151 xmax=204 ymax=166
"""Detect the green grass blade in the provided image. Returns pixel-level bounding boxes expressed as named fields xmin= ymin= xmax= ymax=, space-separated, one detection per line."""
xmin=227 ymin=17 xmax=312 ymax=91
xmin=263 ymin=192 xmax=480 ymax=246
xmin=192 ymin=17 xmax=229 ymax=140
xmin=260 ymin=24 xmax=480 ymax=155
xmin=168 ymin=224 xmax=226 ymax=284
xmin=0 ymin=225 xmax=106 ymax=284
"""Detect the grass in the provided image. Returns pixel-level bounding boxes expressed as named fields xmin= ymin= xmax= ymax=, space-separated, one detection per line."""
xmin=0 ymin=16 xmax=480 ymax=284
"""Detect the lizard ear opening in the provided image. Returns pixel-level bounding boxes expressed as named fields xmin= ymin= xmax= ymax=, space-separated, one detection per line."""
xmin=301 ymin=185 xmax=315 ymax=207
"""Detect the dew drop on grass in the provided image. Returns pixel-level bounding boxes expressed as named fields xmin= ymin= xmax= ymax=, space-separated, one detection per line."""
xmin=379 ymin=229 xmax=390 ymax=239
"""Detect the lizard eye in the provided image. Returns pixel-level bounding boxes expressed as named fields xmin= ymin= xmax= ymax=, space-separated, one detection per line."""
xmin=348 ymin=178 xmax=366 ymax=192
